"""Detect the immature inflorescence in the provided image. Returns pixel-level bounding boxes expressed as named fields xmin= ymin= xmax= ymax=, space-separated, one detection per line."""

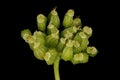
xmin=21 ymin=8 xmax=98 ymax=80
xmin=21 ymin=8 xmax=98 ymax=65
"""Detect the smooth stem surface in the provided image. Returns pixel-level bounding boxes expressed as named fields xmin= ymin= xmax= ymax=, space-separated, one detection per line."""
xmin=54 ymin=56 xmax=60 ymax=80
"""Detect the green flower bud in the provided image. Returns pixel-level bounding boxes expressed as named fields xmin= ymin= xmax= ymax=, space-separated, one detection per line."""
xmin=21 ymin=29 xmax=34 ymax=50
xmin=73 ymin=32 xmax=82 ymax=44
xmin=83 ymin=26 xmax=92 ymax=38
xmin=21 ymin=29 xmax=32 ymax=40
xmin=44 ymin=48 xmax=58 ymax=65
xmin=46 ymin=32 xmax=59 ymax=48
xmin=37 ymin=14 xmax=47 ymax=32
xmin=61 ymin=31 xmax=73 ymax=39
xmin=71 ymin=53 xmax=89 ymax=64
xmin=62 ymin=40 xmax=73 ymax=61
xmin=62 ymin=9 xmax=74 ymax=28
xmin=79 ymin=32 xmax=89 ymax=51
xmin=61 ymin=26 xmax=78 ymax=37
xmin=73 ymin=40 xmax=82 ymax=54
xmin=47 ymin=24 xmax=59 ymax=35
xmin=33 ymin=45 xmax=47 ymax=60
xmin=21 ymin=29 xmax=32 ymax=37
xmin=72 ymin=17 xmax=82 ymax=27
xmin=21 ymin=29 xmax=34 ymax=44
xmin=33 ymin=31 xmax=46 ymax=48
xmin=74 ymin=31 xmax=89 ymax=51
xmin=56 ymin=38 xmax=66 ymax=52
xmin=86 ymin=46 xmax=98 ymax=57
xmin=48 ymin=8 xmax=60 ymax=28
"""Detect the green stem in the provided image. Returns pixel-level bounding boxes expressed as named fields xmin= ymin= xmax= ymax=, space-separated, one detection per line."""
xmin=54 ymin=56 xmax=60 ymax=80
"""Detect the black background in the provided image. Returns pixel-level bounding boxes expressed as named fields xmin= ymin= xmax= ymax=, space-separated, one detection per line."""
xmin=2 ymin=0 xmax=118 ymax=80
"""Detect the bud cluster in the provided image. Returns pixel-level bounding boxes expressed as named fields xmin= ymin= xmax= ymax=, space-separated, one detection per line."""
xmin=21 ymin=8 xmax=98 ymax=65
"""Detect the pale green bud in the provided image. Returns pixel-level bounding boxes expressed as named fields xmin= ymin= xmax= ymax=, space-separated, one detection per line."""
xmin=37 ymin=14 xmax=47 ymax=32
xmin=33 ymin=45 xmax=47 ymax=60
xmin=21 ymin=29 xmax=32 ymax=41
xmin=47 ymin=24 xmax=59 ymax=35
xmin=46 ymin=31 xmax=59 ymax=48
xmin=21 ymin=29 xmax=34 ymax=44
xmin=73 ymin=32 xmax=82 ymax=43
xmin=72 ymin=17 xmax=82 ymax=27
xmin=33 ymin=31 xmax=46 ymax=48
xmin=21 ymin=29 xmax=31 ymax=37
xmin=86 ymin=46 xmax=98 ymax=57
xmin=44 ymin=48 xmax=58 ymax=65
xmin=79 ymin=32 xmax=89 ymax=51
xmin=61 ymin=26 xmax=78 ymax=37
xmin=62 ymin=9 xmax=74 ymax=28
xmin=61 ymin=40 xmax=73 ymax=61
xmin=56 ymin=38 xmax=66 ymax=52
xmin=61 ymin=31 xmax=73 ymax=39
xmin=73 ymin=40 xmax=82 ymax=54
xmin=83 ymin=26 xmax=92 ymax=38
xmin=21 ymin=29 xmax=34 ymax=50
xmin=48 ymin=8 xmax=60 ymax=28
xmin=71 ymin=53 xmax=89 ymax=64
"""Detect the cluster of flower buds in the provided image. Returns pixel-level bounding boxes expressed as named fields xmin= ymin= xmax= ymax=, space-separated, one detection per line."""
xmin=21 ymin=8 xmax=98 ymax=65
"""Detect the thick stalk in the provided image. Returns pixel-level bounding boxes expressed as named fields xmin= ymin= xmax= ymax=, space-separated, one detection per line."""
xmin=54 ymin=56 xmax=60 ymax=80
